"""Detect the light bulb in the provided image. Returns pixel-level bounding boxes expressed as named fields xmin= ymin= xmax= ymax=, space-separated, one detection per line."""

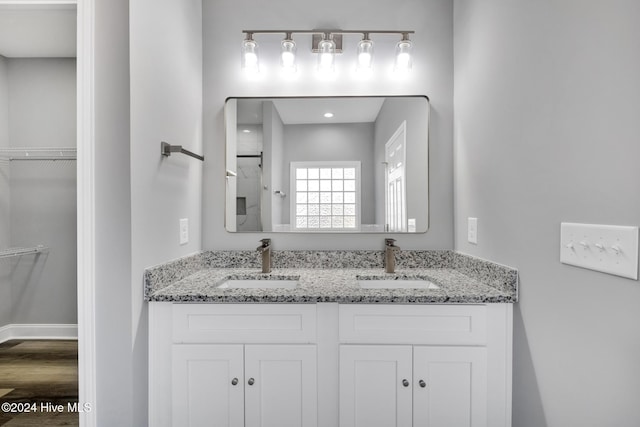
xmin=394 ymin=38 xmax=412 ymax=73
xmin=357 ymin=38 xmax=373 ymax=72
xmin=317 ymin=35 xmax=336 ymax=74
xmin=241 ymin=37 xmax=259 ymax=73
xmin=281 ymin=38 xmax=297 ymax=74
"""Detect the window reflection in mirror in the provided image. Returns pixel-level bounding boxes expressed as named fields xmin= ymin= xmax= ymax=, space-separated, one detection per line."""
xmin=224 ymin=96 xmax=429 ymax=233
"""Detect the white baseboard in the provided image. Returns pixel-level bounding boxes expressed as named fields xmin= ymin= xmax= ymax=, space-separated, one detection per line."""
xmin=0 ymin=324 xmax=78 ymax=343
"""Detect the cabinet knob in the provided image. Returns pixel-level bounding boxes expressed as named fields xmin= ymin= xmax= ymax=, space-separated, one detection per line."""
xmin=402 ymin=379 xmax=410 ymax=387
xmin=419 ymin=380 xmax=426 ymax=388
xmin=248 ymin=378 xmax=255 ymax=386
xmin=231 ymin=378 xmax=238 ymax=386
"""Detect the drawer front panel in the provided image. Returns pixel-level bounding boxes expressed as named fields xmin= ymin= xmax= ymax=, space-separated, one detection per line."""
xmin=339 ymin=304 xmax=487 ymax=345
xmin=173 ymin=304 xmax=317 ymax=343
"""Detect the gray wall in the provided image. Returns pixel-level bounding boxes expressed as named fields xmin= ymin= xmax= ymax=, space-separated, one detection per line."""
xmin=203 ymin=0 xmax=454 ymax=250
xmin=374 ymin=97 xmax=430 ymax=231
xmin=5 ymin=58 xmax=76 ymax=326
xmin=130 ymin=0 xmax=203 ymax=425
xmin=454 ymin=1 xmax=640 ymax=426
xmin=282 ymin=123 xmax=375 ymax=225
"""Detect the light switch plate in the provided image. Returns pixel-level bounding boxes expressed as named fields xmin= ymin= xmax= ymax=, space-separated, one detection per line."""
xmin=179 ymin=218 xmax=189 ymax=245
xmin=468 ymin=217 xmax=478 ymax=244
xmin=560 ymin=222 xmax=639 ymax=280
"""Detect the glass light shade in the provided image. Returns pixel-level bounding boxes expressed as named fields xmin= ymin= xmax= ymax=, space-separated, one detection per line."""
xmin=357 ymin=39 xmax=374 ymax=71
xmin=317 ymin=38 xmax=336 ymax=73
xmin=281 ymin=39 xmax=297 ymax=73
xmin=394 ymin=40 xmax=412 ymax=72
xmin=241 ymin=39 xmax=259 ymax=72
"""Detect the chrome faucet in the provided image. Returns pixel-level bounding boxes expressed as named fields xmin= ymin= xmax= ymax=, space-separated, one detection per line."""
xmin=257 ymin=238 xmax=271 ymax=273
xmin=384 ymin=238 xmax=400 ymax=273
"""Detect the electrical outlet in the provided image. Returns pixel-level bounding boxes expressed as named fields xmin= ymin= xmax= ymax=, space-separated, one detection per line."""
xmin=560 ymin=222 xmax=639 ymax=279
xmin=179 ymin=218 xmax=189 ymax=245
xmin=468 ymin=217 xmax=478 ymax=244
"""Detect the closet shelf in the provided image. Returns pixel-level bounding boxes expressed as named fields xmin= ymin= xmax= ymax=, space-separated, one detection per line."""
xmin=0 ymin=147 xmax=76 ymax=161
xmin=0 ymin=246 xmax=48 ymax=260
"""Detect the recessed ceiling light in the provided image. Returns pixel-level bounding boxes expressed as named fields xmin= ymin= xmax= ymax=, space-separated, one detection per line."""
xmin=324 ymin=112 xmax=334 ymax=118
xmin=242 ymin=129 xmax=251 ymax=133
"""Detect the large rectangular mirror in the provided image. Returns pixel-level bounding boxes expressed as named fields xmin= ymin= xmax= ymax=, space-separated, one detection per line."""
xmin=225 ymin=96 xmax=429 ymax=233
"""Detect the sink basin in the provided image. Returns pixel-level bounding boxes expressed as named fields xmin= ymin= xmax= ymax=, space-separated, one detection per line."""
xmin=358 ymin=279 xmax=439 ymax=290
xmin=217 ymin=279 xmax=298 ymax=289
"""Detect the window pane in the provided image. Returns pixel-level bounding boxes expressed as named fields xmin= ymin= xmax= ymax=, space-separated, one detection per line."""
xmin=332 ymin=216 xmax=344 ymax=228
xmin=320 ymin=192 xmax=331 ymax=203
xmin=308 ymin=204 xmax=319 ymax=215
xmin=344 ymin=168 xmax=356 ymax=179
xmin=344 ymin=204 xmax=355 ymax=215
xmin=296 ymin=168 xmax=307 ymax=179
xmin=308 ymin=168 xmax=319 ymax=179
xmin=296 ymin=216 xmax=307 ymax=228
xmin=344 ymin=192 xmax=355 ymax=203
xmin=308 ymin=217 xmax=319 ymax=228
xmin=296 ymin=180 xmax=307 ymax=191
xmin=320 ymin=168 xmax=331 ymax=179
xmin=332 ymin=168 xmax=343 ymax=179
xmin=320 ymin=217 xmax=331 ymax=228
xmin=332 ymin=192 xmax=343 ymax=203
xmin=308 ymin=192 xmax=319 ymax=203
xmin=320 ymin=180 xmax=331 ymax=191
xmin=344 ymin=216 xmax=356 ymax=228
xmin=296 ymin=204 xmax=307 ymax=215
xmin=320 ymin=204 xmax=331 ymax=216
xmin=332 ymin=205 xmax=343 ymax=215
xmin=296 ymin=193 xmax=307 ymax=203
xmin=308 ymin=180 xmax=319 ymax=191
xmin=332 ymin=180 xmax=343 ymax=191
xmin=344 ymin=180 xmax=355 ymax=192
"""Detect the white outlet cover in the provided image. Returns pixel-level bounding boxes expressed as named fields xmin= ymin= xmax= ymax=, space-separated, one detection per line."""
xmin=560 ymin=222 xmax=639 ymax=280
xmin=179 ymin=218 xmax=189 ymax=245
xmin=468 ymin=217 xmax=478 ymax=244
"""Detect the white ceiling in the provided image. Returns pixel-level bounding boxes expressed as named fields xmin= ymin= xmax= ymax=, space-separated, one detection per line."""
xmin=273 ymin=98 xmax=386 ymax=125
xmin=0 ymin=5 xmax=76 ymax=58
xmin=237 ymin=98 xmax=387 ymax=126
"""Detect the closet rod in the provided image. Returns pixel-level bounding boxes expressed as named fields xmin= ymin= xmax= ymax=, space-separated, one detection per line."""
xmin=0 ymin=246 xmax=48 ymax=260
xmin=0 ymin=147 xmax=77 ymax=161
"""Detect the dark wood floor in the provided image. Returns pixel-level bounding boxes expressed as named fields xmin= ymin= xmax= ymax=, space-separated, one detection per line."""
xmin=0 ymin=340 xmax=78 ymax=426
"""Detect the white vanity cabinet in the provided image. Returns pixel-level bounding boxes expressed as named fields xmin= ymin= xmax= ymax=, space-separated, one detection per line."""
xmin=149 ymin=303 xmax=318 ymax=427
xmin=173 ymin=344 xmax=317 ymax=427
xmin=338 ymin=304 xmax=510 ymax=427
xmin=149 ymin=302 xmax=512 ymax=427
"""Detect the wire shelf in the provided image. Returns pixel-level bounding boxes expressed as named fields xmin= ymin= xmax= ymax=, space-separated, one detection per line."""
xmin=0 ymin=246 xmax=48 ymax=260
xmin=0 ymin=147 xmax=77 ymax=161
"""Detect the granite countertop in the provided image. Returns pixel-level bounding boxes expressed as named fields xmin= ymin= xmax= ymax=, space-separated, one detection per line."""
xmin=145 ymin=250 xmax=518 ymax=304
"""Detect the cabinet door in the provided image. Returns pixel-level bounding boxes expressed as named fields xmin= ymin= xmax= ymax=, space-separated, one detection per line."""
xmin=413 ymin=347 xmax=487 ymax=427
xmin=172 ymin=345 xmax=244 ymax=427
xmin=339 ymin=345 xmax=413 ymax=427
xmin=244 ymin=345 xmax=318 ymax=427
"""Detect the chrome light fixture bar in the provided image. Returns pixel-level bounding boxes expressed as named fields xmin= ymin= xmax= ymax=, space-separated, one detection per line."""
xmin=241 ymin=29 xmax=415 ymax=74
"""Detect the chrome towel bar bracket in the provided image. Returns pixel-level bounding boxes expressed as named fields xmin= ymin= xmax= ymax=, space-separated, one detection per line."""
xmin=161 ymin=141 xmax=204 ymax=161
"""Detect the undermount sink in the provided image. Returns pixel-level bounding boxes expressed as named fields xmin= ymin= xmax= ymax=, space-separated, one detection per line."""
xmin=358 ymin=279 xmax=439 ymax=290
xmin=217 ymin=279 xmax=298 ymax=289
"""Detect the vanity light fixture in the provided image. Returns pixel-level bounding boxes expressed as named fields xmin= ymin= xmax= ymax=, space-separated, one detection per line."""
xmin=356 ymin=33 xmax=374 ymax=73
xmin=281 ymin=32 xmax=297 ymax=74
xmin=241 ymin=29 xmax=414 ymax=76
xmin=394 ymin=32 xmax=413 ymax=73
xmin=241 ymin=32 xmax=259 ymax=74
xmin=317 ymin=32 xmax=336 ymax=74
